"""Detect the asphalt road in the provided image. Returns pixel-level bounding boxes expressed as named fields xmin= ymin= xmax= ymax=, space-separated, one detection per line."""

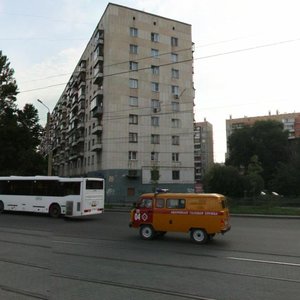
xmin=0 ymin=211 xmax=299 ymax=300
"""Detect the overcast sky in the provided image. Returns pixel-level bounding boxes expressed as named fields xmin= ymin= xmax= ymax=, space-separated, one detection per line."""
xmin=1 ymin=0 xmax=300 ymax=162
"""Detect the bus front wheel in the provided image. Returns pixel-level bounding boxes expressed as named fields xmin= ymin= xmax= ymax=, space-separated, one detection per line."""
xmin=139 ymin=225 xmax=155 ymax=240
xmin=49 ymin=204 xmax=61 ymax=218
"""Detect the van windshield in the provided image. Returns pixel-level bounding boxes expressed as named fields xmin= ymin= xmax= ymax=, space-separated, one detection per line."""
xmin=137 ymin=198 xmax=153 ymax=208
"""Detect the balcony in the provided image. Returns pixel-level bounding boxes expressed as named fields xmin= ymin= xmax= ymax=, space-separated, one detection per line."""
xmin=91 ymin=124 xmax=103 ymax=134
xmin=91 ymin=142 xmax=102 ymax=152
xmin=93 ymin=68 xmax=103 ymax=85
xmin=77 ymin=121 xmax=85 ymax=129
xmin=94 ymin=29 xmax=104 ymax=46
xmin=76 ymin=136 xmax=84 ymax=144
xmin=92 ymin=107 xmax=103 ymax=118
xmin=91 ymin=95 xmax=103 ymax=118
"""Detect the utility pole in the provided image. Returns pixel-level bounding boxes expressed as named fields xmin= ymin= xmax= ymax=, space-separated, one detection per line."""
xmin=37 ymin=99 xmax=52 ymax=176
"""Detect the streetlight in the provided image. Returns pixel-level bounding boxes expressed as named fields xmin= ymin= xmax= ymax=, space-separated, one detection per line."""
xmin=37 ymin=99 xmax=52 ymax=176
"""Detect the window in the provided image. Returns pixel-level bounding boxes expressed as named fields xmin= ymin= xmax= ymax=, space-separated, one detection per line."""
xmin=172 ymin=170 xmax=180 ymax=180
xmin=151 ymin=32 xmax=159 ymax=42
xmin=172 ymin=135 xmax=180 ymax=145
xmin=129 ymin=96 xmax=138 ymax=107
xmin=129 ymin=78 xmax=138 ymax=89
xmin=151 ymin=134 xmax=160 ymax=144
xmin=171 ymin=37 xmax=178 ymax=47
xmin=129 ymin=61 xmax=138 ymax=71
xmin=151 ymin=99 xmax=160 ymax=111
xmin=171 ymin=102 xmax=179 ymax=111
xmin=171 ymin=68 xmax=179 ymax=79
xmin=171 ymin=53 xmax=178 ymax=62
xmin=155 ymin=198 xmax=165 ymax=208
xmin=129 ymin=132 xmax=138 ymax=143
xmin=171 ymin=85 xmax=179 ymax=96
xmin=166 ymin=198 xmax=185 ymax=208
xmin=138 ymin=198 xmax=153 ymax=208
xmin=129 ymin=151 xmax=137 ymax=160
xmin=151 ymin=48 xmax=159 ymax=58
xmin=130 ymin=27 xmax=138 ymax=37
xmin=127 ymin=187 xmax=135 ymax=196
xmin=151 ymin=152 xmax=159 ymax=161
xmin=152 ymin=82 xmax=159 ymax=92
xmin=172 ymin=118 xmax=180 ymax=128
xmin=151 ymin=116 xmax=159 ymax=126
xmin=172 ymin=152 xmax=179 ymax=162
xmin=86 ymin=180 xmax=103 ymax=190
xmin=129 ymin=114 xmax=138 ymax=124
xmin=130 ymin=44 xmax=138 ymax=54
xmin=151 ymin=65 xmax=159 ymax=75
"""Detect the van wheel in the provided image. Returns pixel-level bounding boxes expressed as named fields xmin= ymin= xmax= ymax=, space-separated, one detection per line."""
xmin=140 ymin=225 xmax=155 ymax=240
xmin=49 ymin=204 xmax=61 ymax=218
xmin=0 ymin=201 xmax=4 ymax=213
xmin=190 ymin=228 xmax=208 ymax=244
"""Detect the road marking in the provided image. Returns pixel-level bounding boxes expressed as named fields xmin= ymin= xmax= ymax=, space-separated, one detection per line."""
xmin=52 ymin=240 xmax=87 ymax=246
xmin=227 ymin=256 xmax=300 ymax=267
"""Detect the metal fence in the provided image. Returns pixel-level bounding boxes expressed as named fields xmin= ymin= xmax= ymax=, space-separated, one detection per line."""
xmin=228 ymin=195 xmax=300 ymax=208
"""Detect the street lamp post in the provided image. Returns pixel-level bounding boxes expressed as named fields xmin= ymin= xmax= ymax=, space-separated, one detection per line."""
xmin=37 ymin=99 xmax=52 ymax=176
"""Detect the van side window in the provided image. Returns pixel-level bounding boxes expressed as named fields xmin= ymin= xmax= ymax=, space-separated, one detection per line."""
xmin=221 ymin=198 xmax=227 ymax=209
xmin=166 ymin=198 xmax=186 ymax=209
xmin=155 ymin=198 xmax=164 ymax=208
xmin=138 ymin=198 xmax=153 ymax=208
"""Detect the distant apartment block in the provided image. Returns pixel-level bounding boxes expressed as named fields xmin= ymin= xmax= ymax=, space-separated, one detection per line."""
xmin=49 ymin=3 xmax=195 ymax=203
xmin=194 ymin=120 xmax=214 ymax=185
xmin=226 ymin=111 xmax=300 ymax=157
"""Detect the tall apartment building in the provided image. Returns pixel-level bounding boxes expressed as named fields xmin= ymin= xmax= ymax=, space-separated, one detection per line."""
xmin=194 ymin=120 xmax=214 ymax=187
xmin=49 ymin=3 xmax=195 ymax=203
xmin=226 ymin=111 xmax=300 ymax=157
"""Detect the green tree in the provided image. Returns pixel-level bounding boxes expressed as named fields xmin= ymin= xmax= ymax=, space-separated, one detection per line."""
xmin=203 ymin=164 xmax=244 ymax=197
xmin=227 ymin=120 xmax=289 ymax=185
xmin=243 ymin=155 xmax=264 ymax=197
xmin=0 ymin=51 xmax=46 ymax=175
xmin=269 ymin=140 xmax=300 ymax=196
xmin=0 ymin=50 xmax=18 ymax=113
xmin=18 ymin=103 xmax=43 ymax=149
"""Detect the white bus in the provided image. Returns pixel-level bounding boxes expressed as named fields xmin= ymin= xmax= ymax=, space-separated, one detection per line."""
xmin=0 ymin=176 xmax=105 ymax=218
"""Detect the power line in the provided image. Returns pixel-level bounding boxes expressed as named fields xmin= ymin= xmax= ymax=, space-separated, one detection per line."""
xmin=18 ymin=46 xmax=192 ymax=84
xmin=19 ymin=37 xmax=300 ymax=94
xmin=194 ymin=37 xmax=300 ymax=61
xmin=16 ymin=35 xmax=252 ymax=86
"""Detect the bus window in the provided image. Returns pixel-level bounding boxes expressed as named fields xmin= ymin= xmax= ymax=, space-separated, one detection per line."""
xmin=61 ymin=182 xmax=81 ymax=196
xmin=155 ymin=198 xmax=165 ymax=208
xmin=166 ymin=199 xmax=186 ymax=209
xmin=86 ymin=180 xmax=103 ymax=190
xmin=32 ymin=180 xmax=62 ymax=196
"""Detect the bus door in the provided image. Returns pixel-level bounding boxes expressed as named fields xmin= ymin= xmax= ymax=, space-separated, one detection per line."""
xmin=132 ymin=197 xmax=153 ymax=226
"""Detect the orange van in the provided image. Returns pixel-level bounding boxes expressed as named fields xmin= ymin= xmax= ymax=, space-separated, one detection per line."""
xmin=129 ymin=191 xmax=231 ymax=244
